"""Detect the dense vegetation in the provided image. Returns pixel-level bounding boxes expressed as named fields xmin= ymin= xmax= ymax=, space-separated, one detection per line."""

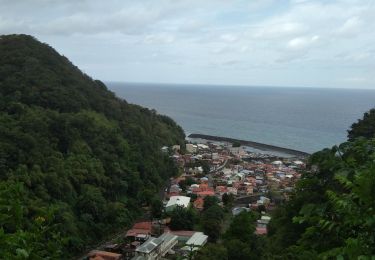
xmin=265 ymin=109 xmax=375 ymax=259
xmin=0 ymin=34 xmax=185 ymax=258
xmin=196 ymin=109 xmax=375 ymax=259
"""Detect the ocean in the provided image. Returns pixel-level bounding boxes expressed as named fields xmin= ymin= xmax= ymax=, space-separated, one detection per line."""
xmin=107 ymin=82 xmax=375 ymax=154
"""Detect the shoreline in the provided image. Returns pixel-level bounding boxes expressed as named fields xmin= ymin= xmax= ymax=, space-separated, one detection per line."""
xmin=187 ymin=133 xmax=310 ymax=158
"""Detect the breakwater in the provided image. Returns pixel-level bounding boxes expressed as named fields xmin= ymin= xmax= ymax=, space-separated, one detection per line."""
xmin=188 ymin=133 xmax=310 ymax=157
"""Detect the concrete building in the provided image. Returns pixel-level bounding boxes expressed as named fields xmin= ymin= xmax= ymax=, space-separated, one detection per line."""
xmin=181 ymin=232 xmax=208 ymax=252
xmin=133 ymin=233 xmax=178 ymax=260
xmin=165 ymin=196 xmax=191 ymax=212
xmin=186 ymin=144 xmax=197 ymax=153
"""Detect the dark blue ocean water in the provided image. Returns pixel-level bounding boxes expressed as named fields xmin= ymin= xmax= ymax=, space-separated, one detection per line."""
xmin=107 ymin=82 xmax=375 ymax=153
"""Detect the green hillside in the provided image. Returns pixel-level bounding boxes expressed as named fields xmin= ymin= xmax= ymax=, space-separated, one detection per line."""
xmin=0 ymin=34 xmax=185 ymax=258
xmin=263 ymin=110 xmax=375 ymax=259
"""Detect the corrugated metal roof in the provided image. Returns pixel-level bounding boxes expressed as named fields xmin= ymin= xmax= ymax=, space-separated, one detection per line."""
xmin=186 ymin=232 xmax=208 ymax=246
xmin=136 ymin=237 xmax=163 ymax=253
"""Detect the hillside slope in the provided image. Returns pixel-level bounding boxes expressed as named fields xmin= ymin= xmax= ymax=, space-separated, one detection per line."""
xmin=0 ymin=34 xmax=185 ymax=258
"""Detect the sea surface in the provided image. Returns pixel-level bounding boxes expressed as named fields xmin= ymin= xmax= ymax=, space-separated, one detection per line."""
xmin=107 ymin=82 xmax=375 ymax=153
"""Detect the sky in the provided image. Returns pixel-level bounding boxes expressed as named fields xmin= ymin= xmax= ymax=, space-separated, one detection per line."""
xmin=0 ymin=0 xmax=374 ymax=89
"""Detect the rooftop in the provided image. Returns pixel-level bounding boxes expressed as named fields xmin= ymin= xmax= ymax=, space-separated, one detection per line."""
xmin=186 ymin=232 xmax=208 ymax=246
xmin=136 ymin=237 xmax=163 ymax=254
xmin=166 ymin=196 xmax=191 ymax=208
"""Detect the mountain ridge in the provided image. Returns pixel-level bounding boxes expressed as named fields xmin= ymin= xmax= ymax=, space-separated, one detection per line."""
xmin=0 ymin=34 xmax=185 ymax=258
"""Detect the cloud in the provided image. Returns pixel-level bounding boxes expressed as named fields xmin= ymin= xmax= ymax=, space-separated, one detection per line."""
xmin=337 ymin=16 xmax=363 ymax=37
xmin=143 ymin=33 xmax=175 ymax=44
xmin=0 ymin=0 xmax=374 ymax=88
xmin=287 ymin=35 xmax=319 ymax=50
xmin=253 ymin=22 xmax=307 ymax=40
xmin=220 ymin=34 xmax=237 ymax=42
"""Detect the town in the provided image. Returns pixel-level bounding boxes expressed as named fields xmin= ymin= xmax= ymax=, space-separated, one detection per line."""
xmin=85 ymin=138 xmax=306 ymax=260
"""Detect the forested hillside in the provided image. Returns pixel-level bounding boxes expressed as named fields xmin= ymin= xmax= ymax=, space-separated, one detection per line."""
xmin=0 ymin=34 xmax=185 ymax=258
xmin=264 ymin=110 xmax=375 ymax=259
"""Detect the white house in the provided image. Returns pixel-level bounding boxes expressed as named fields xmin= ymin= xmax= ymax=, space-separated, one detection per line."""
xmin=186 ymin=144 xmax=197 ymax=153
xmin=165 ymin=196 xmax=191 ymax=212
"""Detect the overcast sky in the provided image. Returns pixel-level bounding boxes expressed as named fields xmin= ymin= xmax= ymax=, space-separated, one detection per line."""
xmin=0 ymin=0 xmax=374 ymax=88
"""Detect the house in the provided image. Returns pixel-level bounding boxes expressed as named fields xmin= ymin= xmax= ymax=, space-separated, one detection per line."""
xmin=255 ymin=227 xmax=267 ymax=235
xmin=193 ymin=197 xmax=204 ymax=210
xmin=159 ymin=232 xmax=178 ymax=256
xmin=133 ymin=232 xmax=178 ymax=260
xmin=227 ymin=187 xmax=238 ymax=195
xmin=229 ymin=146 xmax=245 ymax=156
xmin=133 ymin=238 xmax=162 ymax=259
xmin=261 ymin=215 xmax=271 ymax=223
xmin=196 ymin=190 xmax=215 ymax=197
xmin=88 ymin=250 xmax=122 ymax=260
xmin=181 ymin=232 xmax=208 ymax=252
xmin=172 ymin=145 xmax=181 ymax=152
xmin=165 ymin=196 xmax=190 ymax=212
xmin=186 ymin=144 xmax=197 ymax=153
xmin=165 ymin=229 xmax=196 ymax=242
xmin=126 ymin=222 xmax=152 ymax=240
xmin=215 ymin=186 xmax=228 ymax=196
xmin=232 ymin=207 xmax=250 ymax=216
xmin=212 ymin=153 xmax=219 ymax=160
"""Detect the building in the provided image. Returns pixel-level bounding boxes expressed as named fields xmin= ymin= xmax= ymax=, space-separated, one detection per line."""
xmin=133 ymin=237 xmax=162 ymax=260
xmin=133 ymin=232 xmax=178 ymax=260
xmin=126 ymin=222 xmax=152 ymax=240
xmin=255 ymin=227 xmax=268 ymax=235
xmin=186 ymin=144 xmax=197 ymax=153
xmin=181 ymin=232 xmax=208 ymax=252
xmin=193 ymin=197 xmax=204 ymax=210
xmin=88 ymin=250 xmax=123 ymax=260
xmin=165 ymin=196 xmax=191 ymax=212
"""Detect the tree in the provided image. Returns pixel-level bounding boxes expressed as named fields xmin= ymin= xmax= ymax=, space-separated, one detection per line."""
xmin=0 ymin=34 xmax=186 ymax=257
xmin=222 ymin=193 xmax=234 ymax=208
xmin=169 ymin=206 xmax=197 ymax=230
xmin=348 ymin=108 xmax=375 ymax=140
xmin=179 ymin=177 xmax=196 ymax=192
xmin=203 ymin=196 xmax=220 ymax=211
xmin=224 ymin=211 xmax=257 ymax=243
xmin=150 ymin=197 xmax=163 ymax=219
xmin=224 ymin=239 xmax=255 ymax=260
xmin=232 ymin=141 xmax=241 ymax=147
xmin=222 ymin=211 xmax=264 ymax=259
xmin=195 ymin=243 xmax=228 ymax=260
xmin=201 ymin=205 xmax=224 ymax=242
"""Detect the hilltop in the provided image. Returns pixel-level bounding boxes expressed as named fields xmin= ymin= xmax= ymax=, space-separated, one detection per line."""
xmin=0 ymin=34 xmax=185 ymax=258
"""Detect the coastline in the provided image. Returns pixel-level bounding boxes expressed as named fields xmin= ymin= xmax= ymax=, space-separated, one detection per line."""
xmin=187 ymin=133 xmax=310 ymax=158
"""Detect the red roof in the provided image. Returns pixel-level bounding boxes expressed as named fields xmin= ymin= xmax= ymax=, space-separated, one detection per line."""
xmin=88 ymin=250 xmax=122 ymax=260
xmin=133 ymin=221 xmax=152 ymax=230
xmin=255 ymin=227 xmax=267 ymax=235
xmin=126 ymin=221 xmax=152 ymax=237
xmin=167 ymin=191 xmax=180 ymax=198
xmin=193 ymin=197 xmax=204 ymax=210
xmin=216 ymin=186 xmax=228 ymax=193
xmin=196 ymin=191 xmax=215 ymax=197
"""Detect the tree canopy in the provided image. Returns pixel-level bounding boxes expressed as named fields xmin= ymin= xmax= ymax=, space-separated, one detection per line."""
xmin=266 ymin=108 xmax=375 ymax=259
xmin=0 ymin=34 xmax=185 ymax=258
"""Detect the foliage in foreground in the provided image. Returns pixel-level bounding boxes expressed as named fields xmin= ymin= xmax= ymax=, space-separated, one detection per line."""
xmin=266 ymin=109 xmax=375 ymax=259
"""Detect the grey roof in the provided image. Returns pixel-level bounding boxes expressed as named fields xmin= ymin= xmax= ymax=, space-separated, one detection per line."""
xmin=186 ymin=232 xmax=208 ymax=246
xmin=136 ymin=237 xmax=163 ymax=254
xmin=159 ymin=232 xmax=178 ymax=244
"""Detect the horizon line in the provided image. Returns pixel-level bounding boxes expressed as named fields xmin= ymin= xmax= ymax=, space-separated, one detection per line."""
xmin=105 ymin=80 xmax=375 ymax=91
